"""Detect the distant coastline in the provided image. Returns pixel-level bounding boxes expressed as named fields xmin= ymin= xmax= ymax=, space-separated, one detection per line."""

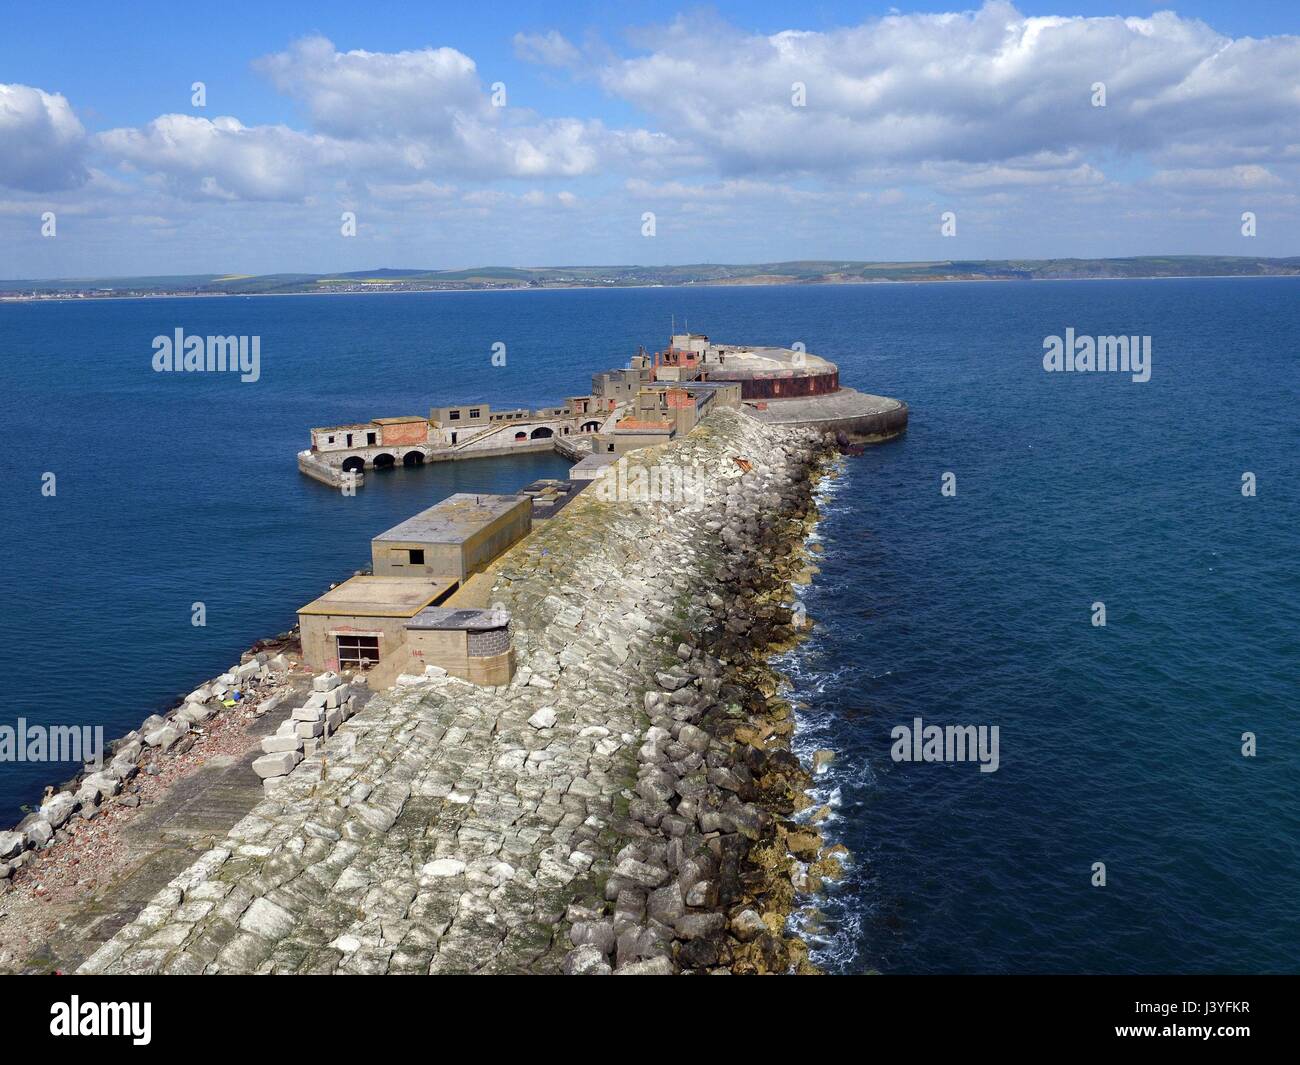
xmin=4 ymin=255 xmax=1299 ymax=302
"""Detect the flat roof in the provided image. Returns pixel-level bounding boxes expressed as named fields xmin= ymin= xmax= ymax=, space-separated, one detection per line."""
xmin=372 ymin=493 xmax=529 ymax=545
xmin=406 ymin=606 xmax=509 ymax=631
xmin=373 ymin=416 xmax=428 ymax=425
xmin=706 ymin=345 xmax=837 ymax=378
xmin=298 ymin=575 xmax=457 ymax=617
xmin=518 ymin=478 xmax=590 ymax=519
xmin=570 ymin=453 xmax=618 ymax=473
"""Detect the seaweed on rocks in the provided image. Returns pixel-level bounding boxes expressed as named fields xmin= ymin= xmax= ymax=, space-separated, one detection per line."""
xmin=576 ymin=421 xmax=841 ymax=975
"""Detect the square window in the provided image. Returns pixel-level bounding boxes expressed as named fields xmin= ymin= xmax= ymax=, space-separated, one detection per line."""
xmin=409 ymin=549 xmax=425 ymax=565
xmin=469 ymin=408 xmax=481 ymax=418
xmin=449 ymin=410 xmax=461 ymax=421
xmin=337 ymin=634 xmax=380 ymax=667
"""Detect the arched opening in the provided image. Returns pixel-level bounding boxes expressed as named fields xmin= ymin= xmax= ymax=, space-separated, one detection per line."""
xmin=402 ymin=451 xmax=424 ymax=466
xmin=530 ymin=426 xmax=554 ymax=439
xmin=581 ymin=421 xmax=601 ymax=432
xmin=372 ymin=452 xmax=396 ymax=469
xmin=341 ymin=456 xmax=366 ymax=473
xmin=514 ymin=431 xmax=527 ymax=441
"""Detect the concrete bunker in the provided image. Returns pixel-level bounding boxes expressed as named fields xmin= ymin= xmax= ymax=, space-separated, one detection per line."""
xmin=404 ymin=606 xmax=514 ymax=687
xmin=296 ymin=575 xmax=458 ymax=675
xmin=370 ymin=493 xmax=532 ymax=581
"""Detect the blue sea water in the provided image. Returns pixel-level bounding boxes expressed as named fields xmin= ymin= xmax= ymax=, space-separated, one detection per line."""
xmin=1 ymin=279 xmax=1296 ymax=973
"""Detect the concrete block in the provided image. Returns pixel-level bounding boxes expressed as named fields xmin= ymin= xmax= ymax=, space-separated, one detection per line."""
xmin=252 ymin=751 xmax=302 ymax=779
xmin=261 ymin=734 xmax=303 ymax=755
xmin=312 ymin=672 xmax=340 ymax=693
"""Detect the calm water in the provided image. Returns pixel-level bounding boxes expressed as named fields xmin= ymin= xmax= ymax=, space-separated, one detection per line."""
xmin=2 ymin=280 xmax=1296 ymax=973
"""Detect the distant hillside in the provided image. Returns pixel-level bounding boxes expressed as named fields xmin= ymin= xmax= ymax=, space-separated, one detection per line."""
xmin=4 ymin=256 xmax=1299 ymax=299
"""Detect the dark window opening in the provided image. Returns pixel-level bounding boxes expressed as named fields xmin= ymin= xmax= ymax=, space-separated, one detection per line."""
xmin=337 ymin=634 xmax=380 ymax=668
xmin=449 ymin=410 xmax=461 ymax=421
xmin=409 ymin=549 xmax=425 ymax=565
xmin=367 ymin=431 xmax=377 ymax=445
xmin=345 ymin=433 xmax=353 ymax=446
xmin=469 ymin=408 xmax=481 ymax=418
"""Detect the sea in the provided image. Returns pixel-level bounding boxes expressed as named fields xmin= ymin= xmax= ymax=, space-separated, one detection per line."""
xmin=1 ymin=277 xmax=1296 ymax=973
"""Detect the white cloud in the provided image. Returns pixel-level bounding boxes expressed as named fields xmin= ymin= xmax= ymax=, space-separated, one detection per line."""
xmin=98 ymin=115 xmax=327 ymax=201
xmin=250 ymin=35 xmax=634 ymax=180
xmin=513 ymin=31 xmax=582 ymax=68
xmin=594 ymin=3 xmax=1300 ymax=178
xmin=1150 ymin=165 xmax=1284 ymax=190
xmin=0 ymin=83 xmax=87 ymax=190
xmin=256 ymin=36 xmax=485 ymax=141
xmin=5 ymin=6 xmax=1300 ymax=274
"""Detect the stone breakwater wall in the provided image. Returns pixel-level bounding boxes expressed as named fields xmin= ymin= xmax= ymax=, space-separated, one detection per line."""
xmin=0 ymin=652 xmax=295 ymax=885
xmin=78 ymin=408 xmax=835 ymax=974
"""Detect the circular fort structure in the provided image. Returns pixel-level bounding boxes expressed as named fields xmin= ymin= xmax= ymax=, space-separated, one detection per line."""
xmin=692 ymin=343 xmax=909 ymax=441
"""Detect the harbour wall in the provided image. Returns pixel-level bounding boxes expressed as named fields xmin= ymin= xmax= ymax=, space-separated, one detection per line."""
xmin=75 ymin=408 xmax=839 ymax=975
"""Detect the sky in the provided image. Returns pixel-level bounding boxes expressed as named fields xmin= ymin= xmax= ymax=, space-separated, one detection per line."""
xmin=1 ymin=0 xmax=1297 ymax=278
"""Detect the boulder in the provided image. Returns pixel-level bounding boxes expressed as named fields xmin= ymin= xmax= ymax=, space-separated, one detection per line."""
xmin=614 ymin=858 xmax=670 ymax=890
xmin=261 ymin=734 xmax=303 ymax=755
xmin=528 ymin=707 xmax=557 ymax=730
xmin=39 ymin=793 xmax=77 ymax=829
xmin=80 ymin=772 xmax=121 ymax=800
xmin=563 ymin=945 xmax=612 ymax=975
xmin=568 ymin=920 xmax=616 ymax=956
xmin=730 ymin=908 xmax=767 ymax=942
xmin=613 ymin=956 xmax=673 ymax=975
xmin=421 ymin=858 xmax=466 ymax=878
xmin=252 ymin=750 xmax=302 ymax=779
xmin=311 ymin=672 xmax=340 ymax=693
xmin=144 ymin=725 xmax=184 ymax=751
xmin=23 ymin=818 xmax=54 ymax=849
xmin=674 ymin=912 xmax=726 ymax=940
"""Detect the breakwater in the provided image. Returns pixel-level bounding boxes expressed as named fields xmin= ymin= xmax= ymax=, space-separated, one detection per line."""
xmin=71 ymin=408 xmax=839 ymax=974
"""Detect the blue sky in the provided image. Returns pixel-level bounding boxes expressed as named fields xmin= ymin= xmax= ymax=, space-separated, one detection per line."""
xmin=1 ymin=1 xmax=1297 ymax=277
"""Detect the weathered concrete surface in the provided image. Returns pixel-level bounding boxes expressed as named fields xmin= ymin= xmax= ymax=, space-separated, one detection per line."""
xmin=13 ymin=706 xmax=295 ymax=974
xmin=80 ymin=408 xmax=815 ymax=974
xmin=746 ymin=388 xmax=908 ymax=440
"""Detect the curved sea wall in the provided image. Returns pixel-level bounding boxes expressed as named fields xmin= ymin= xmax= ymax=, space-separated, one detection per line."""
xmin=749 ymin=389 xmax=909 ymax=443
xmin=77 ymin=408 xmax=839 ymax=974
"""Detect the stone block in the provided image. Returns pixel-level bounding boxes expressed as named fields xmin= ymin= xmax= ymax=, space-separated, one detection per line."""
xmin=252 ymin=751 xmax=302 ymax=779
xmin=261 ymin=734 xmax=303 ymax=755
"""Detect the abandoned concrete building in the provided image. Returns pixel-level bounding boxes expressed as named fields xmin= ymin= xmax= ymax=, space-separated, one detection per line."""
xmin=297 ymin=493 xmax=532 ymax=685
xmin=402 ymin=606 xmax=514 ymax=687
xmin=297 ymin=575 xmax=458 ymax=674
xmin=298 ymin=330 xmax=905 ymax=489
xmin=369 ymin=493 xmax=532 ymax=581
xmin=292 ymin=330 xmax=907 ymax=688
